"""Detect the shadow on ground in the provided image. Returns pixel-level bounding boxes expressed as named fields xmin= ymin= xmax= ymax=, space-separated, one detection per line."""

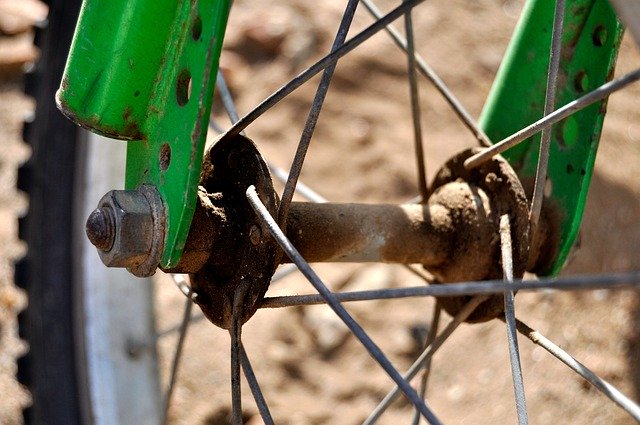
xmin=563 ymin=171 xmax=640 ymax=402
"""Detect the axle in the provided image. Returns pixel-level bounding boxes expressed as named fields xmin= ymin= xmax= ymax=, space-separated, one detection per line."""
xmin=85 ymin=136 xmax=539 ymax=327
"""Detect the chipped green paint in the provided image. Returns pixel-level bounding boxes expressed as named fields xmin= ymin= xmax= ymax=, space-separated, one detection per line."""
xmin=480 ymin=0 xmax=622 ymax=275
xmin=57 ymin=0 xmax=231 ymax=267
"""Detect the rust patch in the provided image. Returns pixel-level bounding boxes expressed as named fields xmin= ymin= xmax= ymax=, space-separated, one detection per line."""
xmin=427 ymin=148 xmax=531 ymax=323
xmin=184 ymin=134 xmax=279 ymax=330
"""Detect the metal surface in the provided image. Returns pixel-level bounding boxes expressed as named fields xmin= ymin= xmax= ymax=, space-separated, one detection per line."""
xmin=500 ymin=215 xmax=528 ymax=425
xmin=247 ymin=186 xmax=443 ymax=425
xmin=172 ymin=144 xmax=531 ymax=324
xmin=258 ymin=271 xmax=640 ymax=308
xmin=184 ymin=135 xmax=279 ymax=329
xmin=478 ymin=0 xmax=623 ymax=275
xmin=284 ymin=202 xmax=454 ymax=265
xmin=240 ymin=346 xmax=275 ymax=425
xmin=529 ymin=0 xmax=565 ymax=239
xmin=57 ymin=0 xmax=232 ymax=268
xmin=88 ymin=186 xmax=165 ymax=277
xmin=430 ymin=149 xmax=530 ymax=322
xmin=404 ymin=7 xmax=428 ymax=198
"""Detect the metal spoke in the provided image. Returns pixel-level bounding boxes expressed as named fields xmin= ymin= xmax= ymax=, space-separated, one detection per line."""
xmin=246 ymin=185 xmax=442 ymax=425
xmin=143 ymin=268 xmax=299 ymax=350
xmin=229 ymin=321 xmax=242 ymax=425
xmin=404 ymin=264 xmax=436 ymax=283
xmin=269 ymin=165 xmax=328 ymax=203
xmin=224 ymin=0 xmax=425 ymax=139
xmin=230 ymin=282 xmax=251 ymax=425
xmin=411 ymin=304 xmax=441 ymax=425
xmin=215 ymin=72 xmax=328 ymax=205
xmin=216 ymin=71 xmax=242 ymax=127
xmin=278 ymin=0 xmax=359 ymax=227
xmin=500 ymin=215 xmax=528 ymax=425
xmin=464 ymin=68 xmax=640 ymax=169
xmin=209 ymin=117 xmax=226 ymax=134
xmin=513 ymin=318 xmax=640 ymax=422
xmin=363 ymin=295 xmax=488 ymax=424
xmin=360 ymin=0 xmax=492 ymax=147
xmin=529 ymin=0 xmax=565 ymax=238
xmin=240 ymin=345 xmax=275 ymax=425
xmin=161 ymin=293 xmax=195 ymax=425
xmin=259 ymin=271 xmax=640 ymax=308
xmin=404 ymin=5 xmax=428 ymax=199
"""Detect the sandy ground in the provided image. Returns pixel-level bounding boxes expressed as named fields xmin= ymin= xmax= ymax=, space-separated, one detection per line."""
xmin=2 ymin=0 xmax=640 ymax=424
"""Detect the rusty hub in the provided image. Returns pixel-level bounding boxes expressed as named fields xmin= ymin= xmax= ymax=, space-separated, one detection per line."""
xmin=165 ymin=139 xmax=531 ymax=326
xmin=163 ymin=134 xmax=280 ymax=329
xmin=428 ymin=148 xmax=530 ymax=322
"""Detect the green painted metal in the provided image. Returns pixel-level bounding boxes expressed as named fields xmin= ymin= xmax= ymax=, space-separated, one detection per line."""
xmin=480 ymin=0 xmax=622 ymax=276
xmin=57 ymin=0 xmax=231 ymax=267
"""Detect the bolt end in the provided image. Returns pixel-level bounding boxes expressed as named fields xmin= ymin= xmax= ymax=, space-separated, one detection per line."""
xmin=86 ymin=207 xmax=115 ymax=251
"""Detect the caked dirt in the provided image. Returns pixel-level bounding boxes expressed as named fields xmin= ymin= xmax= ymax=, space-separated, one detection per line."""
xmin=2 ymin=0 xmax=640 ymax=424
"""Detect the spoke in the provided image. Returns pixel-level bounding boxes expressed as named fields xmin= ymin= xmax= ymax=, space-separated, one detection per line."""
xmin=209 ymin=117 xmax=226 ymax=134
xmin=500 ymin=215 xmax=528 ymax=425
xmin=215 ymin=72 xmax=328 ymax=205
xmin=529 ymin=0 xmax=565 ymax=237
xmin=216 ymin=71 xmax=242 ymax=126
xmin=260 ymin=271 xmax=640 ymax=308
xmin=404 ymin=5 xmax=428 ymax=199
xmin=171 ymin=273 xmax=192 ymax=297
xmin=513 ymin=318 xmax=640 ymax=422
xmin=161 ymin=293 xmax=194 ymax=425
xmin=230 ymin=283 xmax=250 ymax=425
xmin=363 ymin=295 xmax=488 ymax=424
xmin=240 ymin=345 xmax=275 ymax=425
xmin=154 ymin=312 xmax=205 ymax=343
xmin=224 ymin=0 xmax=425 ymax=139
xmin=247 ymin=185 xmax=442 ymax=425
xmin=404 ymin=264 xmax=436 ymax=284
xmin=411 ymin=304 xmax=441 ymax=425
xmin=360 ymin=0 xmax=492 ymax=147
xmin=269 ymin=165 xmax=328 ymax=203
xmin=278 ymin=0 xmax=359 ymax=227
xmin=464 ymin=68 xmax=640 ymax=169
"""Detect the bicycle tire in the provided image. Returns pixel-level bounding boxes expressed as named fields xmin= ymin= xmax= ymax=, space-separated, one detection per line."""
xmin=16 ymin=1 xmax=85 ymax=422
xmin=16 ymin=1 xmax=161 ymax=424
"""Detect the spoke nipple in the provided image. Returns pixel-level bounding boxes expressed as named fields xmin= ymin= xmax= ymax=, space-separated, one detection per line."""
xmin=249 ymin=225 xmax=261 ymax=245
xmin=86 ymin=206 xmax=116 ymax=251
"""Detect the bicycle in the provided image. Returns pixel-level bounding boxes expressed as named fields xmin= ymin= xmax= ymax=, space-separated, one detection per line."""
xmin=16 ymin=0 xmax=640 ymax=423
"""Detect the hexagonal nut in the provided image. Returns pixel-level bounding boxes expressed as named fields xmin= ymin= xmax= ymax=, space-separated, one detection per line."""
xmin=93 ymin=189 xmax=161 ymax=275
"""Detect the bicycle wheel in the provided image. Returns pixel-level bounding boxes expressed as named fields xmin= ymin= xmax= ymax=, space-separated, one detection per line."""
xmin=157 ymin=0 xmax=640 ymax=423
xmin=19 ymin=0 xmax=640 ymax=424
xmin=17 ymin=1 xmax=161 ymax=423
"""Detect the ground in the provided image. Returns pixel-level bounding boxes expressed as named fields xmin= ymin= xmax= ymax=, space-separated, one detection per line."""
xmin=1 ymin=0 xmax=640 ymax=424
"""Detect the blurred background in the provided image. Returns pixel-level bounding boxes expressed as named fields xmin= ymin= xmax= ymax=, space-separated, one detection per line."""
xmin=1 ymin=0 xmax=639 ymax=423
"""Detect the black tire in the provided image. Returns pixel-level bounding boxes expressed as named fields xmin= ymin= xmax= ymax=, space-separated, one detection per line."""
xmin=16 ymin=1 xmax=85 ymax=423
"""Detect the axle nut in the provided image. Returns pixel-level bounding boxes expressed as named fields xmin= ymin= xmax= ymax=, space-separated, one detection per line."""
xmin=87 ymin=186 xmax=165 ymax=277
xmin=86 ymin=207 xmax=116 ymax=251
